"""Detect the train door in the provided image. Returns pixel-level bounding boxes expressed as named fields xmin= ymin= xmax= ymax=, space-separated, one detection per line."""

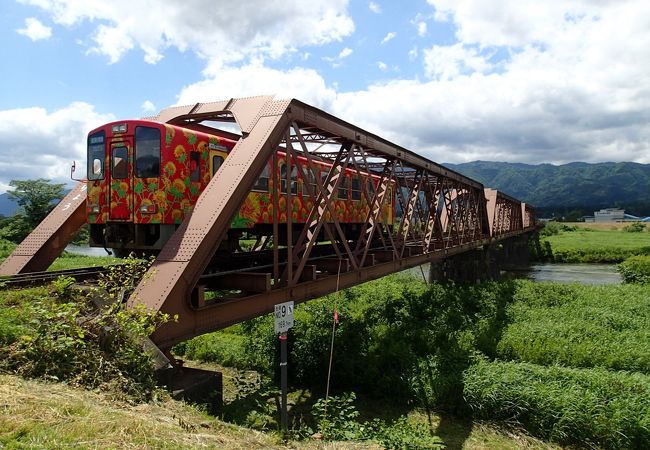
xmin=109 ymin=140 xmax=132 ymax=220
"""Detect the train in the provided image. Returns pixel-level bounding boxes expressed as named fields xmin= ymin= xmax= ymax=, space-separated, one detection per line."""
xmin=85 ymin=120 xmax=395 ymax=257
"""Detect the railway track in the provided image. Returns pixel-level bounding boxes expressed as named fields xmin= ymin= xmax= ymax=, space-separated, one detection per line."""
xmin=0 ymin=265 xmax=120 ymax=287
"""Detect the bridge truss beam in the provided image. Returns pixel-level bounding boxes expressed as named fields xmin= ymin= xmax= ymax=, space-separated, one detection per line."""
xmin=127 ymin=96 xmax=536 ymax=350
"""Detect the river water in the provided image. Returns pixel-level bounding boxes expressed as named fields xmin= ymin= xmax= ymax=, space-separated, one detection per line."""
xmin=65 ymin=244 xmax=112 ymax=257
xmin=408 ymin=262 xmax=621 ymax=285
xmin=510 ymin=263 xmax=621 ymax=285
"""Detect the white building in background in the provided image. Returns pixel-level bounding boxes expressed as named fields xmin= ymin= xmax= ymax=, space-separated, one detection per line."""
xmin=594 ymin=208 xmax=625 ymax=223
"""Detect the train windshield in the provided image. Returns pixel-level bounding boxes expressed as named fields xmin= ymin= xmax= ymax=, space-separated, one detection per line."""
xmin=135 ymin=126 xmax=160 ymax=177
xmin=87 ymin=131 xmax=105 ymax=180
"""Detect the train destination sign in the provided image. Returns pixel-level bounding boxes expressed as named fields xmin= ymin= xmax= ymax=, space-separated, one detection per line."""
xmin=274 ymin=301 xmax=294 ymax=334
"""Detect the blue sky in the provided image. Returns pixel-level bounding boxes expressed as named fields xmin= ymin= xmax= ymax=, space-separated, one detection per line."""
xmin=0 ymin=0 xmax=648 ymax=191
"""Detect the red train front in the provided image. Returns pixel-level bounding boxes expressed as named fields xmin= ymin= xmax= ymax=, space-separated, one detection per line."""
xmin=86 ymin=120 xmax=394 ymax=256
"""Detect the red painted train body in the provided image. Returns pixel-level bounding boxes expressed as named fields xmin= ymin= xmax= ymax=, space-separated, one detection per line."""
xmin=86 ymin=120 xmax=394 ymax=254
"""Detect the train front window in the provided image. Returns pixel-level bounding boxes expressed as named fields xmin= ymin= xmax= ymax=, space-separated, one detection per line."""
xmin=87 ymin=132 xmax=105 ymax=180
xmin=112 ymin=147 xmax=128 ymax=179
xmin=135 ymin=126 xmax=160 ymax=178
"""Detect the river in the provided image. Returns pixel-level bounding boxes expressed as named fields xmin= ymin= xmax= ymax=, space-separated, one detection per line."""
xmin=408 ymin=262 xmax=621 ymax=285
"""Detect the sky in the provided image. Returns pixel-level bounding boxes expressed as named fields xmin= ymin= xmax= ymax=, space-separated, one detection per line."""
xmin=0 ymin=0 xmax=649 ymax=192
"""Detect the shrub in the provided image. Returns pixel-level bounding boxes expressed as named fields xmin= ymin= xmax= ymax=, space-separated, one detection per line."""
xmin=539 ymin=221 xmax=561 ymax=236
xmin=624 ymin=222 xmax=647 ymax=232
xmin=0 ymin=255 xmax=169 ymax=401
xmin=497 ymin=282 xmax=650 ymax=373
xmin=618 ymin=255 xmax=650 ymax=284
xmin=178 ymin=276 xmax=516 ymax=411
xmin=311 ymin=392 xmax=445 ymax=449
xmin=464 ymin=357 xmax=650 ymax=448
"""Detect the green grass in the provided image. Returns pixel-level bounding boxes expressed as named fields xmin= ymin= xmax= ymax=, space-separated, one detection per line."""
xmin=48 ymin=252 xmax=121 ymax=271
xmin=542 ymin=229 xmax=650 ymax=262
xmin=464 ymin=357 xmax=650 ymax=449
xmin=497 ymin=282 xmax=650 ymax=372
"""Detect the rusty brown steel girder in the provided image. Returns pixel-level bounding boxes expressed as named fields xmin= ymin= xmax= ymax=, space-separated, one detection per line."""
xmin=129 ymin=96 xmax=532 ymax=349
xmin=0 ymin=182 xmax=88 ymax=275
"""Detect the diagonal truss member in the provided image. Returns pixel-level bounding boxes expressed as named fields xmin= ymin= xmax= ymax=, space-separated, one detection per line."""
xmin=0 ymin=182 xmax=88 ymax=275
xmin=127 ymin=96 xmax=534 ymax=349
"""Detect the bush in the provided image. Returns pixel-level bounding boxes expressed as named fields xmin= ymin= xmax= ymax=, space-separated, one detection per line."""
xmin=0 ymin=256 xmax=169 ymax=402
xmin=539 ymin=221 xmax=561 ymax=236
xmin=618 ymin=255 xmax=650 ymax=284
xmin=311 ymin=392 xmax=445 ymax=449
xmin=178 ymin=276 xmax=516 ymax=411
xmin=496 ymin=282 xmax=650 ymax=373
xmin=464 ymin=357 xmax=650 ymax=448
xmin=624 ymin=222 xmax=647 ymax=233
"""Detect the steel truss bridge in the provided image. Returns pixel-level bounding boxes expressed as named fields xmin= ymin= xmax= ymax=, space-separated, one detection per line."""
xmin=0 ymin=96 xmax=536 ymax=351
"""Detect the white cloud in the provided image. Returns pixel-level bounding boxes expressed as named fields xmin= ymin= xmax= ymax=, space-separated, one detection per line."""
xmin=423 ymin=43 xmax=492 ymax=80
xmin=377 ymin=61 xmax=388 ymax=71
xmin=16 ymin=17 xmax=52 ymax=41
xmin=380 ymin=31 xmax=396 ymax=44
xmin=0 ymin=103 xmax=114 ymax=190
xmin=369 ymin=1 xmax=381 ymax=14
xmin=408 ymin=47 xmax=418 ymax=61
xmin=417 ymin=21 xmax=427 ymax=37
xmin=19 ymin=0 xmax=354 ymax=65
xmin=141 ymin=100 xmax=156 ymax=114
xmin=338 ymin=47 xmax=353 ymax=59
xmin=322 ymin=47 xmax=353 ymax=67
xmin=176 ymin=64 xmax=337 ymax=110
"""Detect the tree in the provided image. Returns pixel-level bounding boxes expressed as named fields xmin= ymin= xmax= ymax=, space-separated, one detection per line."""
xmin=7 ymin=178 xmax=65 ymax=227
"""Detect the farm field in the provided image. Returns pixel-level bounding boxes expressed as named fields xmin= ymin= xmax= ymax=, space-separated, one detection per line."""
xmin=540 ymin=223 xmax=650 ymax=262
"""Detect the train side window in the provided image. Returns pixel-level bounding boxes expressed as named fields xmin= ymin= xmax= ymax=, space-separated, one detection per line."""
xmin=367 ymin=179 xmax=376 ymax=199
xmin=351 ymin=176 xmax=361 ymax=201
xmin=280 ymin=162 xmax=298 ymax=195
xmin=190 ymin=152 xmax=200 ymax=182
xmin=112 ymin=147 xmax=128 ymax=179
xmin=135 ymin=126 xmax=160 ymax=177
xmin=252 ymin=164 xmax=270 ymax=192
xmin=303 ymin=170 xmax=317 ymax=197
xmin=212 ymin=155 xmax=224 ymax=176
xmin=338 ymin=175 xmax=349 ymax=200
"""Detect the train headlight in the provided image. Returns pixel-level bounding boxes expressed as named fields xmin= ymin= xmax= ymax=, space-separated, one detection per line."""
xmin=111 ymin=123 xmax=128 ymax=134
xmin=89 ymin=204 xmax=100 ymax=214
xmin=140 ymin=204 xmax=157 ymax=214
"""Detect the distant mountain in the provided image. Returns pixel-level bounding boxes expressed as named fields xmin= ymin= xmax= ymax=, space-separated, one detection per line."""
xmin=445 ymin=161 xmax=650 ymax=218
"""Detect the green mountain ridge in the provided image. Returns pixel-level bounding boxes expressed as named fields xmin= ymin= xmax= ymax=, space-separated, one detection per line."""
xmin=444 ymin=161 xmax=650 ymax=218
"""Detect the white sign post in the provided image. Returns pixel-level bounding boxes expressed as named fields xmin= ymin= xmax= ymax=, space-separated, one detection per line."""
xmin=274 ymin=301 xmax=294 ymax=334
xmin=274 ymin=300 xmax=294 ymax=433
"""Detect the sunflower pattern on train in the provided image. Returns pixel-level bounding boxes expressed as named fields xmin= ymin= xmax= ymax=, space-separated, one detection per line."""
xmin=86 ymin=120 xmax=394 ymax=228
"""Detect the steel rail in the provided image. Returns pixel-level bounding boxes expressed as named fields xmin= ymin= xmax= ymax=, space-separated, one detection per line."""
xmin=0 ymin=265 xmax=120 ymax=287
